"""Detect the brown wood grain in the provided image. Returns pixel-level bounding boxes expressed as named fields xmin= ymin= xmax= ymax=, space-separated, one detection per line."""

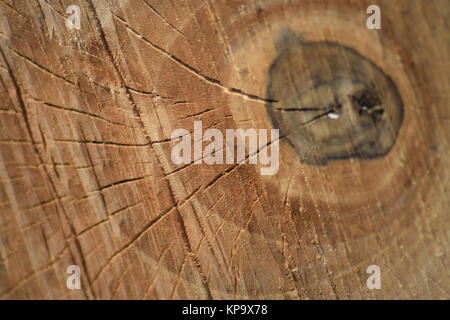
xmin=0 ymin=0 xmax=448 ymax=299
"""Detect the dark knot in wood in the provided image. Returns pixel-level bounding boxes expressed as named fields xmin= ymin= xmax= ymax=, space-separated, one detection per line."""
xmin=265 ymin=32 xmax=404 ymax=166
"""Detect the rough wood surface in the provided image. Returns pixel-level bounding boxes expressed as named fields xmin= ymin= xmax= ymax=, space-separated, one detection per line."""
xmin=0 ymin=0 xmax=448 ymax=299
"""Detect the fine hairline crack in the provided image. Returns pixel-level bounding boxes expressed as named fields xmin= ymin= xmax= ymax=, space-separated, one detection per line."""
xmin=110 ymin=11 xmax=276 ymax=104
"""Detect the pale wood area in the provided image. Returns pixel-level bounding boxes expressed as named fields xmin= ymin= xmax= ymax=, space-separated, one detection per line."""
xmin=0 ymin=0 xmax=448 ymax=299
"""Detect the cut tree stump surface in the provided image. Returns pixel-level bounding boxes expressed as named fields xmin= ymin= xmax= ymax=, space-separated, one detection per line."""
xmin=0 ymin=0 xmax=448 ymax=299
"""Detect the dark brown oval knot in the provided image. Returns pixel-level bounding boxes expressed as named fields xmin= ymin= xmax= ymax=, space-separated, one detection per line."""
xmin=266 ymin=32 xmax=404 ymax=166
